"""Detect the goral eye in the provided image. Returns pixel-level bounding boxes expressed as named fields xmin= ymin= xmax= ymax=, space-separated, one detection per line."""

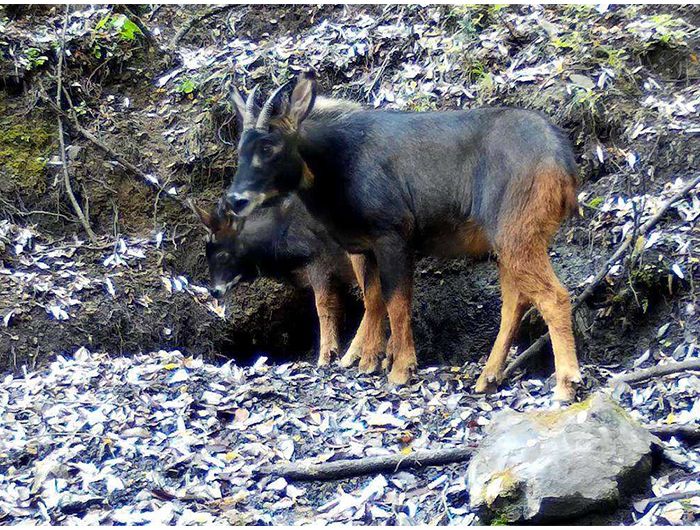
xmin=217 ymin=251 xmax=230 ymax=261
xmin=260 ymin=143 xmax=274 ymax=157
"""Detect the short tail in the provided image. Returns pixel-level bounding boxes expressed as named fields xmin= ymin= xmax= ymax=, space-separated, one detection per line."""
xmin=562 ymin=173 xmax=579 ymax=218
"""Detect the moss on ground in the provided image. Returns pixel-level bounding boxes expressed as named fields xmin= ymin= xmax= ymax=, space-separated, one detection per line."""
xmin=0 ymin=97 xmax=55 ymax=195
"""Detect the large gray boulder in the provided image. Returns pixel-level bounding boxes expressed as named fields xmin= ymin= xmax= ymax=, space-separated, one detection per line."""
xmin=467 ymin=392 xmax=655 ymax=523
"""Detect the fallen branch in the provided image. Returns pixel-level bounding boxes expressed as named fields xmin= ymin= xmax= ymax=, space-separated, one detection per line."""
xmin=637 ymin=489 xmax=700 ymax=511
xmin=505 ymin=173 xmax=700 ymax=377
xmin=257 ymin=446 xmax=475 ymax=481
xmin=65 ymin=111 xmax=185 ymax=209
xmin=56 ymin=5 xmax=98 ymax=244
xmin=611 ymin=359 xmax=700 ymax=385
xmin=170 ymin=5 xmax=237 ymax=48
xmin=503 ymin=332 xmax=550 ymax=378
xmin=648 ymin=423 xmax=700 ymax=444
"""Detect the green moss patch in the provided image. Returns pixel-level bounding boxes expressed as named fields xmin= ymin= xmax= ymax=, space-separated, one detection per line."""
xmin=0 ymin=99 xmax=55 ymax=194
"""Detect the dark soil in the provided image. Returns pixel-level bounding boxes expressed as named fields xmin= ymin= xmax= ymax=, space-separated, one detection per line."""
xmin=1 ymin=3 xmax=698 ymax=381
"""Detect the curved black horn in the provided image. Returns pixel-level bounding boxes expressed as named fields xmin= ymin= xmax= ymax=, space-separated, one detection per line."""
xmin=256 ymin=83 xmax=290 ymax=131
xmin=243 ymin=85 xmax=259 ymax=131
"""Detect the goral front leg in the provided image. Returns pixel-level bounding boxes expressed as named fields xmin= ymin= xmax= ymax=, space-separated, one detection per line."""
xmin=313 ymin=282 xmax=341 ymax=367
xmin=375 ymin=236 xmax=417 ymax=386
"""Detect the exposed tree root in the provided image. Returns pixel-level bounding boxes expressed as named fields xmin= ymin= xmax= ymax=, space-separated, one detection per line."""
xmin=56 ymin=5 xmax=97 ymax=243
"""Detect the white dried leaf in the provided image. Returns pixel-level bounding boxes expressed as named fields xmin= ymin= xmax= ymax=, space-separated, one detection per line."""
xmin=266 ymin=477 xmax=287 ymax=492
xmin=671 ymin=263 xmax=684 ymax=279
xmin=365 ymin=412 xmax=405 ymax=428
xmin=169 ymin=369 xmax=189 ymax=384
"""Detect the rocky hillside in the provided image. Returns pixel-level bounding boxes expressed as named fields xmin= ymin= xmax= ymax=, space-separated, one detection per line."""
xmin=0 ymin=4 xmax=699 ymax=525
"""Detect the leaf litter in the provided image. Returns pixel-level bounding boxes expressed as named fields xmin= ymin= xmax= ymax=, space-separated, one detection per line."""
xmin=0 ymin=343 xmax=698 ymax=525
xmin=1 ymin=3 xmax=700 ymax=526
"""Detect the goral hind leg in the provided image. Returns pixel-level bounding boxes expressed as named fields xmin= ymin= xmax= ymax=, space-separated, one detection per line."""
xmin=496 ymin=241 xmax=581 ymax=400
xmin=475 ymin=266 xmax=528 ymax=393
xmin=482 ymin=169 xmax=582 ymax=400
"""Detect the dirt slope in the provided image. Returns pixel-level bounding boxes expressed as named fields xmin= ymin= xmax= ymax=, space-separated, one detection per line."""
xmin=0 ymin=4 xmax=698 ymax=378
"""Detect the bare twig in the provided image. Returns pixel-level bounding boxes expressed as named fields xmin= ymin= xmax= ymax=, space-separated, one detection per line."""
xmin=170 ymin=5 xmax=237 ymax=48
xmin=67 ymin=117 xmax=186 ymax=209
xmin=503 ymin=332 xmax=549 ymax=378
xmin=648 ymin=423 xmax=700 ymax=444
xmin=637 ymin=489 xmax=700 ymax=511
xmin=365 ymin=45 xmax=400 ymax=101
xmin=257 ymin=446 xmax=474 ymax=481
xmin=611 ymin=359 xmax=700 ymax=385
xmin=56 ymin=5 xmax=98 ymax=244
xmin=118 ymin=5 xmax=157 ymax=49
xmin=505 ymin=173 xmax=700 ymax=377
xmin=20 ymin=210 xmax=74 ymax=222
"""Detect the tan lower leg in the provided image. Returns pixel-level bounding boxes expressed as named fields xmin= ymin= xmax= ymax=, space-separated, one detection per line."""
xmin=341 ymin=255 xmax=386 ymax=371
xmin=385 ymin=289 xmax=417 ymax=385
xmin=314 ymin=287 xmax=341 ymax=367
xmin=357 ymin=277 xmax=386 ymax=373
xmin=535 ymin=289 xmax=580 ymax=400
xmin=340 ymin=255 xmax=368 ymax=367
xmin=476 ymin=270 xmax=527 ymax=392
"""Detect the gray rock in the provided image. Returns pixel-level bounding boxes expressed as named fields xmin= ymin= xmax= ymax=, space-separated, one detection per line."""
xmin=467 ymin=392 xmax=655 ymax=523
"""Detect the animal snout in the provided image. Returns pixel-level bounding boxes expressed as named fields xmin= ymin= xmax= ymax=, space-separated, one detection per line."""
xmin=210 ymin=284 xmax=227 ymax=299
xmin=227 ymin=193 xmax=251 ymax=217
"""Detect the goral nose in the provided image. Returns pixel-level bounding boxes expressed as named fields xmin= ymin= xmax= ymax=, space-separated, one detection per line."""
xmin=210 ymin=284 xmax=227 ymax=299
xmin=226 ymin=192 xmax=250 ymax=217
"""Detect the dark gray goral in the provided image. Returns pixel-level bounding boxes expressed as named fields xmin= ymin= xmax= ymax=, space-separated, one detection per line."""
xmin=225 ymin=72 xmax=581 ymax=400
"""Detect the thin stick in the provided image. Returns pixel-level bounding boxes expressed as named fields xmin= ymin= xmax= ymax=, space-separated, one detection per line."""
xmin=637 ymin=489 xmax=700 ymax=510
xmin=119 ymin=6 xmax=157 ymax=49
xmin=611 ymin=359 xmax=700 ymax=385
xmin=40 ymin=88 xmax=188 ymax=214
xmin=505 ymin=173 xmax=700 ymax=377
xmin=257 ymin=446 xmax=474 ymax=481
xmin=503 ymin=332 xmax=549 ymax=378
xmin=54 ymin=88 xmax=186 ymax=211
xmin=648 ymin=423 xmax=700 ymax=443
xmin=56 ymin=5 xmax=98 ymax=244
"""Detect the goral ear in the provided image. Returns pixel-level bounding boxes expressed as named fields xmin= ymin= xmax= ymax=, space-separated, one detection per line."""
xmin=187 ymin=198 xmax=218 ymax=233
xmin=232 ymin=84 xmax=260 ymax=132
xmin=231 ymin=87 xmax=247 ymax=123
xmin=288 ymin=70 xmax=317 ymax=126
xmin=216 ymin=198 xmax=246 ymax=234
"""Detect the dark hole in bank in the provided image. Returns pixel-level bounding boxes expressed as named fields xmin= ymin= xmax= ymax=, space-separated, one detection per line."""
xmin=216 ymin=287 xmax=364 ymax=367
